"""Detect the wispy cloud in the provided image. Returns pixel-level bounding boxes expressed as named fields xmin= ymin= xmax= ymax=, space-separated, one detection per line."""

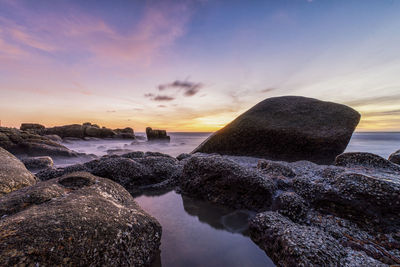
xmin=144 ymin=93 xmax=175 ymax=101
xmin=158 ymin=80 xmax=203 ymax=96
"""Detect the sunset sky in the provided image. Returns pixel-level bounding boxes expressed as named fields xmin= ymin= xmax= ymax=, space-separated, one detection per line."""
xmin=1 ymin=0 xmax=400 ymax=131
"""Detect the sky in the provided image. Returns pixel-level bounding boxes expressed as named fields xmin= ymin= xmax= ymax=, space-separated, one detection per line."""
xmin=0 ymin=0 xmax=400 ymax=132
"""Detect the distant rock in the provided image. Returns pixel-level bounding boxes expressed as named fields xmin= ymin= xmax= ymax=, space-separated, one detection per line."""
xmin=44 ymin=134 xmax=63 ymax=143
xmin=192 ymin=96 xmax=360 ymax=164
xmin=146 ymin=127 xmax=170 ymax=142
xmin=0 ymin=127 xmax=79 ymax=157
xmin=179 ymin=155 xmax=276 ymax=211
xmin=114 ymin=127 xmax=135 ymax=139
xmin=389 ymin=149 xmax=400 ymax=165
xmin=0 ymin=147 xmax=37 ymax=197
xmin=0 ymin=172 xmax=161 ymax=266
xmin=21 ymin=156 xmax=54 ymax=171
xmin=20 ymin=123 xmax=45 ymax=132
xmin=20 ymin=122 xmax=136 ymax=140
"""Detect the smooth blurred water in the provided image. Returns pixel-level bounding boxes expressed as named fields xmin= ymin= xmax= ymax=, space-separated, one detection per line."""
xmin=345 ymin=132 xmax=400 ymax=158
xmin=135 ymin=190 xmax=274 ymax=267
xmin=62 ymin=132 xmax=400 ymax=160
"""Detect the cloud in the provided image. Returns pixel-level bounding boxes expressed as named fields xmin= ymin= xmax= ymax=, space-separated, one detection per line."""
xmin=144 ymin=93 xmax=175 ymax=101
xmin=343 ymin=92 xmax=400 ymax=107
xmin=158 ymin=105 xmax=167 ymax=108
xmin=153 ymin=95 xmax=175 ymax=101
xmin=259 ymin=87 xmax=276 ymax=93
xmin=158 ymin=80 xmax=203 ymax=97
xmin=106 ymin=110 xmax=116 ymax=113
xmin=0 ymin=0 xmax=193 ymax=68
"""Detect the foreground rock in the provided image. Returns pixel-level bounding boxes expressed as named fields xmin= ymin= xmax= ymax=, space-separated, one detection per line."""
xmin=0 ymin=127 xmax=78 ymax=157
xmin=21 ymin=156 xmax=54 ymax=171
xmin=389 ymin=149 xmax=400 ymax=165
xmin=179 ymin=155 xmax=276 ymax=210
xmin=0 ymin=147 xmax=37 ymax=197
xmin=146 ymin=127 xmax=170 ymax=142
xmin=193 ymin=96 xmax=360 ymax=164
xmin=37 ymin=151 xmax=181 ymax=195
xmin=248 ymin=152 xmax=400 ymax=266
xmin=0 ymin=172 xmax=161 ymax=266
xmin=20 ymin=122 xmax=135 ymax=140
xmin=250 ymin=212 xmax=386 ymax=266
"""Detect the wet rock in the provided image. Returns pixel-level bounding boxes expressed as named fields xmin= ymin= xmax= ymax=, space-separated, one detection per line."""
xmin=0 ymin=147 xmax=37 ymax=197
xmin=389 ymin=149 xmax=400 ymax=165
xmin=21 ymin=156 xmax=54 ymax=171
xmin=179 ymin=155 xmax=276 ymax=211
xmin=250 ymin=211 xmax=346 ymax=266
xmin=0 ymin=127 xmax=79 ymax=157
xmin=250 ymin=211 xmax=386 ymax=267
xmin=293 ymin=157 xmax=400 ymax=227
xmin=257 ymin=159 xmax=296 ymax=178
xmin=335 ymin=152 xmax=400 ymax=172
xmin=176 ymin=153 xmax=192 ymax=161
xmin=44 ymin=134 xmax=63 ymax=143
xmin=146 ymin=127 xmax=170 ymax=142
xmin=37 ymin=154 xmax=181 ymax=194
xmin=276 ymin=192 xmax=308 ymax=222
xmin=0 ymin=172 xmax=161 ymax=266
xmin=192 ymin=96 xmax=360 ymax=164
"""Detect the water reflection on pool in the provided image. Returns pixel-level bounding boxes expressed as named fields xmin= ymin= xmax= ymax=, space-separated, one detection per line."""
xmin=135 ymin=190 xmax=275 ymax=267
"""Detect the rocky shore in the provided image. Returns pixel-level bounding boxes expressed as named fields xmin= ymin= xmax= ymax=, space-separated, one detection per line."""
xmin=1 ymin=96 xmax=399 ymax=266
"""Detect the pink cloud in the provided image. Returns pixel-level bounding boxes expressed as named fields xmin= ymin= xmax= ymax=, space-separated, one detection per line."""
xmin=0 ymin=1 xmax=191 ymax=66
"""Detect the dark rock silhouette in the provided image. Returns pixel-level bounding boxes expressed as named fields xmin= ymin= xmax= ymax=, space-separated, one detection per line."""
xmin=146 ymin=127 xmax=170 ymax=141
xmin=193 ymin=96 xmax=360 ymax=164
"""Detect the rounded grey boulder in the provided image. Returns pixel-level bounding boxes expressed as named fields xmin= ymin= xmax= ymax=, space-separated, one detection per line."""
xmin=193 ymin=96 xmax=360 ymax=164
xmin=0 ymin=172 xmax=161 ymax=266
xmin=0 ymin=147 xmax=37 ymax=197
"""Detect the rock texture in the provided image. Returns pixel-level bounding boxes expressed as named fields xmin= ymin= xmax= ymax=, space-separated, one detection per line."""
xmin=248 ymin=152 xmax=400 ymax=266
xmin=21 ymin=156 xmax=54 ymax=171
xmin=389 ymin=149 xmax=400 ymax=165
xmin=0 ymin=147 xmax=37 ymax=197
xmin=0 ymin=172 xmax=161 ymax=266
xmin=179 ymin=155 xmax=276 ymax=210
xmin=192 ymin=96 xmax=360 ymax=164
xmin=250 ymin=212 xmax=386 ymax=267
xmin=146 ymin=127 xmax=170 ymax=141
xmin=0 ymin=127 xmax=78 ymax=157
xmin=37 ymin=151 xmax=181 ymax=195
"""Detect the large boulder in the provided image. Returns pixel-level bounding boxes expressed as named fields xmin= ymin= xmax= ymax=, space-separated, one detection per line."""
xmin=0 ymin=172 xmax=161 ymax=266
xmin=0 ymin=147 xmax=37 ymax=197
xmin=192 ymin=96 xmax=360 ymax=164
xmin=389 ymin=149 xmax=400 ymax=165
xmin=179 ymin=155 xmax=276 ymax=211
xmin=0 ymin=127 xmax=78 ymax=157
